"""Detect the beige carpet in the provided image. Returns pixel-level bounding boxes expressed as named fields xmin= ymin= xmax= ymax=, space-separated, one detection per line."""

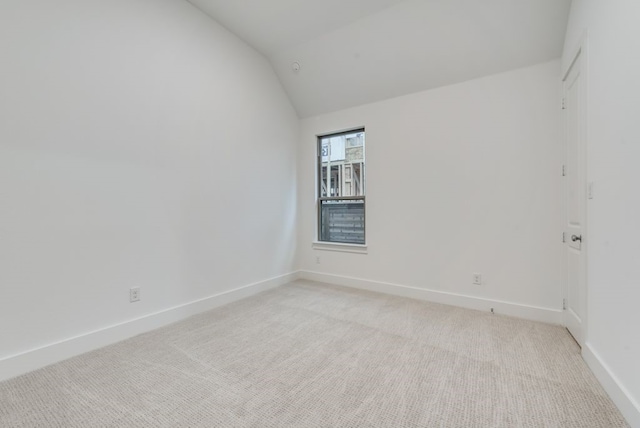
xmin=0 ymin=280 xmax=628 ymax=427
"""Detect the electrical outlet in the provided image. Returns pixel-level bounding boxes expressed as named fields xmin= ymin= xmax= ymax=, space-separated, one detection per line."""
xmin=473 ymin=273 xmax=482 ymax=285
xmin=130 ymin=287 xmax=140 ymax=303
xmin=316 ymin=256 xmax=320 ymax=264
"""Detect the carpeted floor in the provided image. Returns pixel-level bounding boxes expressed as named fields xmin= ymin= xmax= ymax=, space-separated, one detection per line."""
xmin=0 ymin=280 xmax=628 ymax=427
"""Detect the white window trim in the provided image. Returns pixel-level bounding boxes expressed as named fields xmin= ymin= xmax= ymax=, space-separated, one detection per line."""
xmin=312 ymin=241 xmax=368 ymax=254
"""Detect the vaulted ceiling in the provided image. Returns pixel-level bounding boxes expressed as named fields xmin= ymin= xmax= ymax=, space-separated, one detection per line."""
xmin=188 ymin=0 xmax=572 ymax=118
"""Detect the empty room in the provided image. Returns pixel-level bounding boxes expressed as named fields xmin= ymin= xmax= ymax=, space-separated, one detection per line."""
xmin=1 ymin=0 xmax=638 ymax=426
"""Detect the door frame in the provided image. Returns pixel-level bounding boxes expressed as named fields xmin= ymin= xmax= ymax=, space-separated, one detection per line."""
xmin=561 ymin=33 xmax=589 ymax=346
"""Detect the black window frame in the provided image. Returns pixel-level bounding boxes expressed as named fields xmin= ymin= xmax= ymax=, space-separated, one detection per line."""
xmin=317 ymin=128 xmax=366 ymax=245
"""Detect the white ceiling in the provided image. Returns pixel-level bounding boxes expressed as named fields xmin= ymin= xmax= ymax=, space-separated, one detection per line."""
xmin=189 ymin=0 xmax=572 ymax=118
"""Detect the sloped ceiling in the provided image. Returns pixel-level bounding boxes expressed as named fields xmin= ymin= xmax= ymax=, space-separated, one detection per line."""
xmin=189 ymin=0 xmax=572 ymax=118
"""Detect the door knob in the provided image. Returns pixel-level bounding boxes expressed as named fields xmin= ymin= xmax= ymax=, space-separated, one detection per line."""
xmin=571 ymin=235 xmax=582 ymax=242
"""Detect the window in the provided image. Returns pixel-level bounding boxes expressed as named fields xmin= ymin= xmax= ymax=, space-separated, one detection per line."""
xmin=318 ymin=129 xmax=365 ymax=244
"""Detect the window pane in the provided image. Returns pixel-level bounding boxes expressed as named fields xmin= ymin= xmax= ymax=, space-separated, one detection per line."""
xmin=319 ymin=199 xmax=365 ymax=244
xmin=319 ymin=131 xmax=365 ymax=198
xmin=320 ymin=164 xmax=329 ymax=197
xmin=330 ymin=165 xmax=340 ymax=196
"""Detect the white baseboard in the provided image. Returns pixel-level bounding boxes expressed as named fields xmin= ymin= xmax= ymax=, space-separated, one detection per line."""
xmin=299 ymin=271 xmax=562 ymax=324
xmin=0 ymin=271 xmax=300 ymax=382
xmin=583 ymin=343 xmax=640 ymax=427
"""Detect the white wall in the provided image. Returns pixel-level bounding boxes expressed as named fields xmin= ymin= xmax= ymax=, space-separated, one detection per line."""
xmin=298 ymin=60 xmax=562 ymax=318
xmin=0 ymin=0 xmax=298 ymax=364
xmin=563 ymin=1 xmax=640 ymax=424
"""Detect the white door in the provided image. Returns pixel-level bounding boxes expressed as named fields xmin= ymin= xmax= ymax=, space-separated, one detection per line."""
xmin=563 ymin=50 xmax=587 ymax=347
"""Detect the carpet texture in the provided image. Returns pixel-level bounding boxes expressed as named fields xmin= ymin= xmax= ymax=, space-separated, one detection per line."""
xmin=0 ymin=280 xmax=628 ymax=427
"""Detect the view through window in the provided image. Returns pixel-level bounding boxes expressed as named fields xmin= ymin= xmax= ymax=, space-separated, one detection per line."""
xmin=318 ymin=129 xmax=365 ymax=244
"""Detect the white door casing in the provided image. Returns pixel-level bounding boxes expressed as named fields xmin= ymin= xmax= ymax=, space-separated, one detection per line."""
xmin=563 ymin=49 xmax=587 ymax=347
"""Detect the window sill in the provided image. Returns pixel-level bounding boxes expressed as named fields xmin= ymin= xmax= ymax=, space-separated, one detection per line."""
xmin=312 ymin=241 xmax=368 ymax=254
